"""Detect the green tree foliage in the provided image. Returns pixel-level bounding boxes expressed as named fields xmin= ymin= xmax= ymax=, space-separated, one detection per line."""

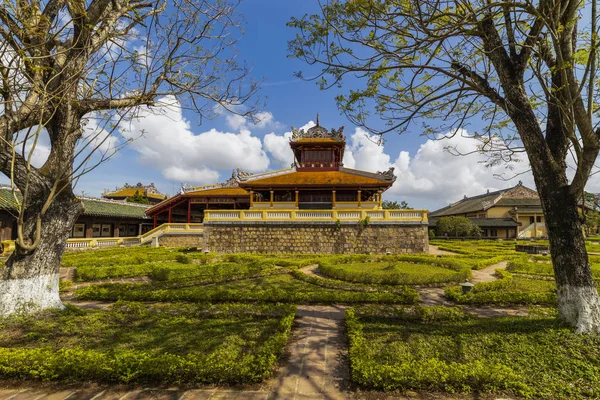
xmin=126 ymin=190 xmax=150 ymax=205
xmin=289 ymin=0 xmax=600 ymax=332
xmin=435 ymin=217 xmax=481 ymax=238
xmin=382 ymin=200 xmax=411 ymax=209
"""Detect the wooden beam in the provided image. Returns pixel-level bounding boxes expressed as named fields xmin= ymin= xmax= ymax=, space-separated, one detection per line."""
xmin=187 ymin=199 xmax=191 ymax=223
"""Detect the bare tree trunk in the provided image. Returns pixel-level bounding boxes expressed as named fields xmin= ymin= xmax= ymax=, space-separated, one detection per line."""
xmin=541 ymin=185 xmax=600 ymax=333
xmin=0 ymin=193 xmax=82 ymax=316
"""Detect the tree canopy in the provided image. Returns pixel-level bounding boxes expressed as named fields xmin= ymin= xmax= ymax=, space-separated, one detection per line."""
xmin=289 ymin=0 xmax=600 ymax=332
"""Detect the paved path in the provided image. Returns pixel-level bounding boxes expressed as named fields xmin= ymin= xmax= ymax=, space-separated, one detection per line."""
xmin=428 ymin=245 xmax=458 ymax=256
xmin=0 ymin=305 xmax=349 ymax=400
xmin=470 ymin=261 xmax=508 ymax=284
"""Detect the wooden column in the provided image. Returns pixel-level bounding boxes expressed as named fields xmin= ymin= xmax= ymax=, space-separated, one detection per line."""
xmin=357 ymin=190 xmax=362 ymax=207
xmin=270 ymin=190 xmax=274 ymax=208
xmin=250 ymin=191 xmax=254 ymax=208
xmin=332 ymin=190 xmax=336 ymax=208
xmin=187 ymin=199 xmax=191 ymax=223
xmin=377 ymin=190 xmax=383 ymax=208
xmin=168 ymin=207 xmax=172 ymax=224
xmin=295 ymin=190 xmax=299 ymax=208
xmin=153 ymin=215 xmax=157 ymax=229
xmin=533 ymin=213 xmax=537 ymax=239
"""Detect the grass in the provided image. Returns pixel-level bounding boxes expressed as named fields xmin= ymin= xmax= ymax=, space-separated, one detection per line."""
xmin=346 ymin=305 xmax=600 ymax=399
xmin=0 ymin=302 xmax=295 ymax=384
xmin=69 ymin=250 xmax=318 ymax=282
xmin=445 ymin=269 xmax=557 ymax=305
xmin=318 ymin=259 xmax=470 ymax=285
xmin=507 ymin=258 xmax=600 ymax=280
xmin=74 ymin=273 xmax=419 ymax=304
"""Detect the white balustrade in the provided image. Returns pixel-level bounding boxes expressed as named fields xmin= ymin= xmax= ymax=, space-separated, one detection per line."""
xmin=337 ymin=211 xmax=361 ymax=219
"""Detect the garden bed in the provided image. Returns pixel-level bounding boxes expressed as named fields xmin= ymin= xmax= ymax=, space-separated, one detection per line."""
xmin=346 ymin=305 xmax=600 ymax=399
xmin=0 ymin=302 xmax=295 ymax=384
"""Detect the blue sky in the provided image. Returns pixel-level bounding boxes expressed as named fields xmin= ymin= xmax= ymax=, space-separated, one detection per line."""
xmin=8 ymin=0 xmax=579 ymax=211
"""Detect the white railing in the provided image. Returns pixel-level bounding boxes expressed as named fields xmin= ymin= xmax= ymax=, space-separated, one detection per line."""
xmin=204 ymin=209 xmax=428 ymax=223
xmin=1 ymin=223 xmax=205 ymax=255
xmin=518 ymin=222 xmax=547 ymax=239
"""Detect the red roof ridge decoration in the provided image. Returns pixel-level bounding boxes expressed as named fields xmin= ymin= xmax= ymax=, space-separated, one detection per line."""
xmin=290 ymin=118 xmax=345 ymax=142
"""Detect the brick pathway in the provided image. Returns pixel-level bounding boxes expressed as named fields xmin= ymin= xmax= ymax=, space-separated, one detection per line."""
xmin=428 ymin=245 xmax=458 ymax=256
xmin=0 ymin=305 xmax=349 ymax=400
xmin=470 ymin=261 xmax=507 ymax=284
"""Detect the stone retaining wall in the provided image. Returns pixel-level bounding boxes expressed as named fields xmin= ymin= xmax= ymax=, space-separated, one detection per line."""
xmin=204 ymin=222 xmax=428 ymax=254
xmin=158 ymin=234 xmax=204 ymax=248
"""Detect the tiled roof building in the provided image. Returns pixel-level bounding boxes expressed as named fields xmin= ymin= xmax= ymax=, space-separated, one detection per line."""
xmin=146 ymin=119 xmax=396 ymax=225
xmin=0 ymin=187 xmax=152 ymax=241
xmin=103 ymin=183 xmax=166 ymax=205
xmin=429 ymin=182 xmax=546 ymax=238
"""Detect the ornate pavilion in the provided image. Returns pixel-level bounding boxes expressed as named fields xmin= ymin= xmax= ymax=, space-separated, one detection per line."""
xmin=145 ymin=120 xmax=397 ymax=226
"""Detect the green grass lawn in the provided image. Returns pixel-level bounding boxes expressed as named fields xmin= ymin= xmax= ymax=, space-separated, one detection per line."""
xmin=0 ymin=302 xmax=295 ymax=384
xmin=74 ymin=272 xmax=419 ymax=304
xmin=318 ymin=260 xmax=470 ymax=285
xmin=347 ymin=305 xmax=600 ymax=399
xmin=445 ymin=270 xmax=557 ymax=305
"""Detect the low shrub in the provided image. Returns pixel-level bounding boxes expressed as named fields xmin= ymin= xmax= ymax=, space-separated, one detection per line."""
xmin=317 ymin=257 xmax=471 ymax=286
xmin=0 ymin=302 xmax=295 ymax=384
xmin=445 ymin=270 xmax=557 ymax=306
xmin=346 ymin=305 xmax=600 ymax=398
xmin=175 ymin=254 xmax=191 ymax=264
xmin=74 ymin=273 xmax=419 ymax=304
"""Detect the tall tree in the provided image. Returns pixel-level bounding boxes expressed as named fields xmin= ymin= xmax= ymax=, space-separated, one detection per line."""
xmin=289 ymin=0 xmax=600 ymax=332
xmin=0 ymin=0 xmax=258 ymax=315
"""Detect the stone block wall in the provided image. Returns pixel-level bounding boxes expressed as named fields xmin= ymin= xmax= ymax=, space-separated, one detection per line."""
xmin=159 ymin=234 xmax=204 ymax=248
xmin=204 ymin=222 xmax=428 ymax=254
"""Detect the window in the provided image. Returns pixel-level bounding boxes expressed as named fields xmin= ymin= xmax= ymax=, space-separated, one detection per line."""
xmin=92 ymin=224 xmax=101 ymax=237
xmin=101 ymin=224 xmax=112 ymax=237
xmin=529 ymin=216 xmax=535 ymax=224
xmin=72 ymin=223 xmax=85 ymax=238
xmin=128 ymin=225 xmax=138 ymax=236
xmin=304 ymin=150 xmax=332 ymax=163
xmin=536 ymin=216 xmax=542 ymax=223
xmin=490 ymin=229 xmax=498 ymax=237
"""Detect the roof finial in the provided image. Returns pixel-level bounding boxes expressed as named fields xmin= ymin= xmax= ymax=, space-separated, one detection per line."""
xmin=316 ymin=113 xmax=320 ymax=126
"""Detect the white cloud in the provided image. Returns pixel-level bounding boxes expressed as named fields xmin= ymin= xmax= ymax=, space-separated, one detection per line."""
xmin=226 ymin=110 xmax=280 ymax=131
xmin=344 ymin=128 xmax=392 ymax=172
xmin=81 ymin=113 xmax=119 ymax=154
xmin=384 ymin=130 xmax=535 ymax=209
xmin=119 ymin=95 xmax=270 ymax=184
xmin=263 ymin=121 xmax=315 ymax=167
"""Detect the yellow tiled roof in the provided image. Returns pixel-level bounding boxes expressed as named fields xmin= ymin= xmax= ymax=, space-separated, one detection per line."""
xmin=187 ymin=187 xmax=249 ymax=197
xmin=239 ymin=171 xmax=391 ymax=187
xmin=105 ymin=188 xmax=165 ymax=199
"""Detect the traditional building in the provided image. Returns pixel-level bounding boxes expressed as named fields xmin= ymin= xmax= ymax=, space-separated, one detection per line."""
xmin=103 ymin=182 xmax=166 ymax=205
xmin=145 ymin=119 xmax=397 ymax=226
xmin=0 ymin=186 xmax=152 ymax=241
xmin=429 ymin=182 xmax=545 ymax=238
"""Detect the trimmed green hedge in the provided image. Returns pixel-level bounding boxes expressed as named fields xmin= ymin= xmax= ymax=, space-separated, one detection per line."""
xmin=74 ymin=273 xmax=419 ymax=304
xmin=316 ymin=254 xmax=474 ymax=286
xmin=0 ymin=302 xmax=295 ymax=384
xmin=445 ymin=270 xmax=557 ymax=305
xmin=346 ymin=305 xmax=600 ymax=398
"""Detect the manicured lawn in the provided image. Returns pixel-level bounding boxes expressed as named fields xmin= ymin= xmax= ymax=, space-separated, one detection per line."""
xmin=74 ymin=273 xmax=419 ymax=304
xmin=69 ymin=250 xmax=318 ymax=282
xmin=445 ymin=270 xmax=557 ymax=305
xmin=347 ymin=305 xmax=600 ymax=399
xmin=318 ymin=260 xmax=470 ymax=285
xmin=0 ymin=302 xmax=295 ymax=384
xmin=508 ymin=259 xmax=600 ymax=280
